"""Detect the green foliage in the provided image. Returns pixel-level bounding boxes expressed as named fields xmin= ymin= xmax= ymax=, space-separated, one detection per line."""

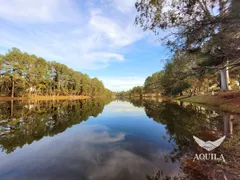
xmin=160 ymin=56 xmax=193 ymax=96
xmin=135 ymin=0 xmax=240 ymax=57
xmin=130 ymin=86 xmax=143 ymax=96
xmin=116 ymin=86 xmax=144 ymax=98
xmin=0 ymin=48 xmax=113 ymax=97
xmin=135 ymin=0 xmax=240 ymax=93
xmin=144 ymin=71 xmax=164 ymax=94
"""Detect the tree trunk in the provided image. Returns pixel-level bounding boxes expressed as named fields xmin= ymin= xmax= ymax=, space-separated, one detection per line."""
xmin=207 ymin=79 xmax=209 ymax=92
xmin=180 ymin=101 xmax=183 ymax=106
xmin=226 ymin=61 xmax=232 ymax=90
xmin=189 ymin=89 xmax=193 ymax=97
xmin=220 ymin=68 xmax=228 ymax=91
xmin=10 ymin=100 xmax=14 ymax=118
xmin=229 ymin=115 xmax=234 ymax=137
xmin=11 ymin=79 xmax=15 ymax=98
xmin=180 ymin=91 xmax=183 ymax=96
xmin=223 ymin=113 xmax=229 ymax=136
xmin=220 ymin=60 xmax=232 ymax=92
xmin=193 ymin=87 xmax=197 ymax=96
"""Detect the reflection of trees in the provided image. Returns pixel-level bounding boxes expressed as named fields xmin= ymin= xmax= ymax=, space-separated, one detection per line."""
xmin=143 ymin=100 xmax=225 ymax=159
xmin=134 ymin=100 xmax=240 ymax=180
xmin=145 ymin=170 xmax=180 ymax=180
xmin=129 ymin=98 xmax=144 ymax=108
xmin=0 ymin=99 xmax=112 ymax=154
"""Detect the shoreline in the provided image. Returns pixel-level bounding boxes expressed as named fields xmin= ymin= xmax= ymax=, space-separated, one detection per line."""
xmin=0 ymin=95 xmax=90 ymax=101
xmin=175 ymin=91 xmax=240 ymax=114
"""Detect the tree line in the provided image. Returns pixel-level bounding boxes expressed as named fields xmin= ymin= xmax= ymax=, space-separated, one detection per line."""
xmin=0 ymin=48 xmax=113 ymax=98
xmin=122 ymin=0 xmax=240 ymax=97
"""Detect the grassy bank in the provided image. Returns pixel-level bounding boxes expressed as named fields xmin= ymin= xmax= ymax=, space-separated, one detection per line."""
xmin=0 ymin=95 xmax=90 ymax=101
xmin=175 ymin=91 xmax=240 ymax=114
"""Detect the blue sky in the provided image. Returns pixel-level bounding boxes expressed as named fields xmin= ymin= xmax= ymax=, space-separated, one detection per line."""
xmin=0 ymin=0 xmax=170 ymax=91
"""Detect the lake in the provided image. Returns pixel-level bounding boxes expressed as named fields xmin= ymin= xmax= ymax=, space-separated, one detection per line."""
xmin=0 ymin=99 xmax=239 ymax=180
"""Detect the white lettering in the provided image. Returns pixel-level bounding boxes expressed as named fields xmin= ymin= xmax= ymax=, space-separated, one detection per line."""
xmin=192 ymin=153 xmax=226 ymax=163
xmin=193 ymin=154 xmax=199 ymax=161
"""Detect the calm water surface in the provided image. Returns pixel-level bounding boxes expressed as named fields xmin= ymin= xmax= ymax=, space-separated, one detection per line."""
xmin=0 ymin=99 xmax=239 ymax=180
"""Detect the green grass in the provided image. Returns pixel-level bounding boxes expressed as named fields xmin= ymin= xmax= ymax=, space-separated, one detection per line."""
xmin=176 ymin=92 xmax=240 ymax=113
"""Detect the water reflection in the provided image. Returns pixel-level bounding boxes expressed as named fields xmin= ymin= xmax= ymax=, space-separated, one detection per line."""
xmin=0 ymin=99 xmax=111 ymax=154
xmin=0 ymin=99 xmax=239 ymax=180
xmin=128 ymin=99 xmax=240 ymax=180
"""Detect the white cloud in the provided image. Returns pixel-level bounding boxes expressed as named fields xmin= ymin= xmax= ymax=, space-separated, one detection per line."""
xmin=80 ymin=52 xmax=124 ymax=69
xmin=0 ymin=0 xmax=80 ymax=23
xmin=99 ymin=76 xmax=145 ymax=91
xmin=0 ymin=0 xmax=146 ymax=70
xmin=0 ymin=0 xmax=160 ymax=91
xmin=79 ymin=125 xmax=125 ymax=143
xmin=0 ymin=122 xmax=180 ymax=179
xmin=111 ymin=0 xmax=136 ymax=13
xmin=89 ymin=13 xmax=143 ymax=48
xmin=103 ymin=101 xmax=146 ymax=114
